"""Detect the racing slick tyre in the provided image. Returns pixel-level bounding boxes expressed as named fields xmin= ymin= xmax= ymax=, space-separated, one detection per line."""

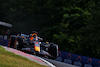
xmin=10 ymin=36 xmax=16 ymax=48
xmin=49 ymin=44 xmax=58 ymax=59
xmin=17 ymin=37 xmax=24 ymax=49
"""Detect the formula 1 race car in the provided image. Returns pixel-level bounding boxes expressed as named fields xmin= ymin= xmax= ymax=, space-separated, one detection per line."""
xmin=9 ymin=32 xmax=58 ymax=59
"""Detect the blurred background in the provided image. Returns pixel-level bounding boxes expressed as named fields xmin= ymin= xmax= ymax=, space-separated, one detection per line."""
xmin=0 ymin=0 xmax=100 ymax=59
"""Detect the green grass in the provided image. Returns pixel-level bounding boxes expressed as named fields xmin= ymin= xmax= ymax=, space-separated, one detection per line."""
xmin=0 ymin=46 xmax=47 ymax=67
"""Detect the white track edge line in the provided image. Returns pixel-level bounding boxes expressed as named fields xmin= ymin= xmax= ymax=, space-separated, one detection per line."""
xmin=31 ymin=55 xmax=56 ymax=67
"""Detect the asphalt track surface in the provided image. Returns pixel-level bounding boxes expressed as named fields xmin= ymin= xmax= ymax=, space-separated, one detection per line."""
xmin=2 ymin=46 xmax=79 ymax=67
xmin=43 ymin=58 xmax=79 ymax=67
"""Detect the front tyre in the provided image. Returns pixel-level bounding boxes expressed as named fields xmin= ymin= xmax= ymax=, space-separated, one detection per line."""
xmin=49 ymin=44 xmax=58 ymax=59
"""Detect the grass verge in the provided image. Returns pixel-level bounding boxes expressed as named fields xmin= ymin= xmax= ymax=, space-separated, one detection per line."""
xmin=0 ymin=45 xmax=47 ymax=67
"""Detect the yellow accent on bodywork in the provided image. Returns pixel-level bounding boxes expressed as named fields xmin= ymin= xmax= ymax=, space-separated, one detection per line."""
xmin=35 ymin=46 xmax=40 ymax=52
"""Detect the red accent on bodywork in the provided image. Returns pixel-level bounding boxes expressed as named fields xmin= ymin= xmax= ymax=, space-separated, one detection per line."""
xmin=30 ymin=37 xmax=34 ymax=41
xmin=8 ymin=40 xmax=11 ymax=47
xmin=35 ymin=42 xmax=38 ymax=44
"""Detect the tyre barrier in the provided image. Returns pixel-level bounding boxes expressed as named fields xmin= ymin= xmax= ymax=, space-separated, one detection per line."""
xmin=0 ymin=39 xmax=100 ymax=67
xmin=64 ymin=53 xmax=72 ymax=64
xmin=55 ymin=51 xmax=62 ymax=61
xmin=74 ymin=56 xmax=82 ymax=67
xmin=57 ymin=51 xmax=100 ymax=67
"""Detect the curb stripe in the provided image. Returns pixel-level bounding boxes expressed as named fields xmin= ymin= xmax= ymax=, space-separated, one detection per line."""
xmin=8 ymin=48 xmax=43 ymax=62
